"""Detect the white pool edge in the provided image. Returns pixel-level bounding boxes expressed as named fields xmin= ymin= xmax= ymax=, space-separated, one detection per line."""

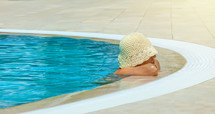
xmin=1 ymin=29 xmax=215 ymax=114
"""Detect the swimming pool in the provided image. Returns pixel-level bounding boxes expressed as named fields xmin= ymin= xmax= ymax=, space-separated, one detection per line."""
xmin=0 ymin=34 xmax=120 ymax=109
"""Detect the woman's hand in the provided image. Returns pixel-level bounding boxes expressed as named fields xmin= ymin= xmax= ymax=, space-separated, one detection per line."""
xmin=154 ymin=59 xmax=161 ymax=72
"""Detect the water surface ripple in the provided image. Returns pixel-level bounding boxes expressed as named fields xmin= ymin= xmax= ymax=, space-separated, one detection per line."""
xmin=0 ymin=35 xmax=119 ymax=109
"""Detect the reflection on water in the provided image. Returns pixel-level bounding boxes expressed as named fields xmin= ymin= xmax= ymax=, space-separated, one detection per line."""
xmin=94 ymin=73 xmax=130 ymax=84
xmin=0 ymin=34 xmax=120 ymax=109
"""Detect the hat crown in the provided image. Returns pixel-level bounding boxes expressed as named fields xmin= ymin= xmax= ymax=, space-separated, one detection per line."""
xmin=119 ymin=33 xmax=152 ymax=56
xmin=118 ymin=33 xmax=158 ymax=68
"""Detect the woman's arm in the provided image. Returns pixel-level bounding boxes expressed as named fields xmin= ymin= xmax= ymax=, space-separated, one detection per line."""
xmin=115 ymin=63 xmax=158 ymax=76
xmin=154 ymin=59 xmax=161 ymax=72
xmin=137 ymin=63 xmax=158 ymax=76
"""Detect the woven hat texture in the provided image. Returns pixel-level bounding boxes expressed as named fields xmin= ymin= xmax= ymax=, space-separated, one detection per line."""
xmin=118 ymin=33 xmax=158 ymax=68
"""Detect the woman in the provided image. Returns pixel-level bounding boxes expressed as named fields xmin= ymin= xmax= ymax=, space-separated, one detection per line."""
xmin=114 ymin=33 xmax=161 ymax=76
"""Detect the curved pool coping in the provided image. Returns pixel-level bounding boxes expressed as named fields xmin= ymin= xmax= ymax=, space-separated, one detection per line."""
xmin=1 ymin=29 xmax=215 ymax=114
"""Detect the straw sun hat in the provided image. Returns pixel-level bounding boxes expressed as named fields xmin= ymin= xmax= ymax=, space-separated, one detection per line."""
xmin=118 ymin=33 xmax=158 ymax=68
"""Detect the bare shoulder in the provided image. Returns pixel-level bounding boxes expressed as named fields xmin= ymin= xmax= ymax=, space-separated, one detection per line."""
xmin=114 ymin=64 xmax=158 ymax=76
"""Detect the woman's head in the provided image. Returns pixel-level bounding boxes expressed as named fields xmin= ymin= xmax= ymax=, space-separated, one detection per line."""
xmin=118 ymin=33 xmax=158 ymax=68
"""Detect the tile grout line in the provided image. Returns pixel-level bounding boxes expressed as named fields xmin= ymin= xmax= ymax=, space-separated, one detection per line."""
xmin=101 ymin=6 xmax=127 ymax=32
xmin=170 ymin=0 xmax=174 ymax=40
xmin=110 ymin=9 xmax=126 ymax=23
xmin=100 ymin=5 xmax=127 ymax=32
xmin=188 ymin=0 xmax=215 ymax=40
xmin=134 ymin=0 xmax=153 ymax=32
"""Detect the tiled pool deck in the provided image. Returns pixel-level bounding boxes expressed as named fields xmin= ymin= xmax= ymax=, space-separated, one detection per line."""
xmin=1 ymin=0 xmax=215 ymax=113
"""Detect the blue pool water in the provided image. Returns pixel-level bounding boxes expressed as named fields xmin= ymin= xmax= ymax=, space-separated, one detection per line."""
xmin=0 ymin=34 xmax=120 ymax=109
